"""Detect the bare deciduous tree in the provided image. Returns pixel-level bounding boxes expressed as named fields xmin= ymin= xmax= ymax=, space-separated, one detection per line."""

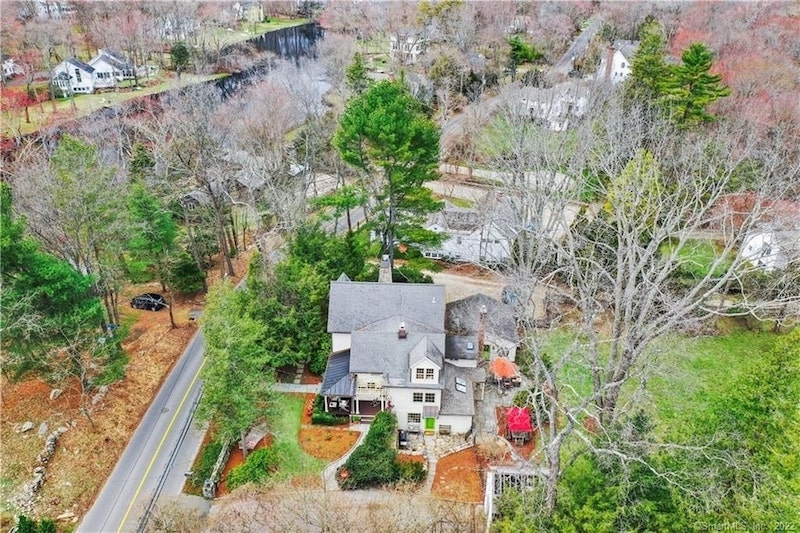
xmin=473 ymin=88 xmax=799 ymax=514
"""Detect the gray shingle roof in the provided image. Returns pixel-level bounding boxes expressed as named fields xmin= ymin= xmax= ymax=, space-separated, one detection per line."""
xmin=350 ymin=331 xmax=445 ymax=389
xmin=613 ymin=40 xmax=639 ymax=61
xmin=439 ymin=363 xmax=475 ymax=416
xmin=408 ymin=336 xmax=444 ymax=369
xmin=66 ymin=57 xmax=95 ymax=73
xmin=321 ymin=349 xmax=355 ymax=396
xmin=327 ymin=281 xmax=446 ymax=333
xmin=445 ymin=335 xmax=480 ymax=361
xmin=445 ymin=293 xmax=519 ymax=344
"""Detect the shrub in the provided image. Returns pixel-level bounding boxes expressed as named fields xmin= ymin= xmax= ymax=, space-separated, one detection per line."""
xmin=340 ymin=444 xmax=399 ymax=489
xmin=192 ymin=440 xmax=223 ymax=487
xmin=339 ymin=411 xmax=401 ymax=489
xmin=397 ymin=460 xmax=426 ymax=483
xmin=168 ymin=251 xmax=206 ymax=295
xmin=226 ymin=446 xmax=280 ymax=490
xmin=311 ymin=411 xmax=349 ymax=426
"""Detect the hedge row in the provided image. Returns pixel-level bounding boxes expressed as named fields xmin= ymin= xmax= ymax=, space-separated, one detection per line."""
xmin=338 ymin=411 xmax=426 ymax=489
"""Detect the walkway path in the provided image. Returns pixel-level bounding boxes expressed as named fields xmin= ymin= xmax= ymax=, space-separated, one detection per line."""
xmin=272 ymin=383 xmax=320 ymax=394
xmin=421 ymin=435 xmax=438 ymax=494
xmin=322 ymin=424 xmax=369 ymax=490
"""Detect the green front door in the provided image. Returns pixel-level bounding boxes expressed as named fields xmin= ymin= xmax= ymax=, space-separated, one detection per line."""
xmin=425 ymin=417 xmax=436 ymax=431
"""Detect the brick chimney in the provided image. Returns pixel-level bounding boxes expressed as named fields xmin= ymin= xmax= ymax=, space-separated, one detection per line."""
xmin=477 ymin=305 xmax=488 ymax=354
xmin=379 ymin=254 xmax=392 ymax=283
xmin=398 ymin=322 xmax=407 ymax=339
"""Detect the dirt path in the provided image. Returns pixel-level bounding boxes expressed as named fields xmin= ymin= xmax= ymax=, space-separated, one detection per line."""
xmin=428 ymin=267 xmax=505 ymax=303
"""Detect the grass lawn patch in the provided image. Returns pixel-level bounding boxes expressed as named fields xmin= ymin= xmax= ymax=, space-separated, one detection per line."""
xmin=268 ymin=393 xmax=326 ymax=480
xmin=647 ymin=329 xmax=778 ymax=439
xmin=661 ymin=239 xmax=734 ymax=283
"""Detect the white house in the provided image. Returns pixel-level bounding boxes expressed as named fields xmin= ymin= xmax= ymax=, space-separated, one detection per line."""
xmin=321 ymin=263 xmax=483 ymax=435
xmin=89 ymin=49 xmax=135 ymax=89
xmin=3 ymin=59 xmax=25 ymax=80
xmin=424 ymin=204 xmax=512 ymax=264
xmin=520 ymin=81 xmax=591 ymax=131
xmin=52 ymin=58 xmax=95 ymax=94
xmin=595 ymin=40 xmax=639 ymax=84
xmin=389 ymin=29 xmax=428 ymax=65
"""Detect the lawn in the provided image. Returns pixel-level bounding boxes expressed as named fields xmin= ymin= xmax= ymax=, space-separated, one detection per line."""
xmin=517 ymin=322 xmax=782 ymax=441
xmin=268 ymin=393 xmax=326 ymax=480
xmin=647 ymin=328 xmax=777 ymax=439
xmin=661 ymin=238 xmax=734 ymax=281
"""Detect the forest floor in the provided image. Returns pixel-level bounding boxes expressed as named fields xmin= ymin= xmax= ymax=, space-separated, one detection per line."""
xmin=0 ymin=250 xmax=253 ymax=526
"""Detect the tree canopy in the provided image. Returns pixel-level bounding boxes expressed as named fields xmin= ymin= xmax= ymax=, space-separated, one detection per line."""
xmin=333 ymin=80 xmax=443 ymax=267
xmin=661 ymin=42 xmax=732 ymax=126
xmin=1 ymin=182 xmax=107 ymax=384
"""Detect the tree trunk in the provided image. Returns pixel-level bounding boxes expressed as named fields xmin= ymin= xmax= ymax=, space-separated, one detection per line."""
xmin=544 ymin=449 xmax=561 ymax=514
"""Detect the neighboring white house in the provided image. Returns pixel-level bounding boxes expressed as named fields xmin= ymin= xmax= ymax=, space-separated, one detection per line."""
xmin=52 ymin=58 xmax=95 ymax=94
xmin=389 ymin=29 xmax=428 ymax=64
xmin=424 ymin=204 xmax=512 ymax=264
xmin=321 ymin=264 xmax=484 ymax=435
xmin=740 ymin=227 xmax=800 ymax=272
xmin=595 ymin=40 xmax=639 ymax=84
xmin=89 ymin=49 xmax=135 ymax=89
xmin=520 ymin=81 xmax=591 ymax=131
xmin=3 ymin=59 xmax=25 ymax=80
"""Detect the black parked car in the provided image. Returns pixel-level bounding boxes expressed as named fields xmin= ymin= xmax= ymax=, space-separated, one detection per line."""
xmin=130 ymin=293 xmax=168 ymax=311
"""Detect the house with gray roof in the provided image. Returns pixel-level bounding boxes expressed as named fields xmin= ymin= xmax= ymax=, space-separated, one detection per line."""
xmin=321 ymin=272 xmax=482 ymax=434
xmin=90 ymin=48 xmax=135 ymax=89
xmin=52 ymin=57 xmax=95 ymax=95
xmin=445 ymin=293 xmax=521 ymax=363
xmin=595 ymin=39 xmax=639 ymax=85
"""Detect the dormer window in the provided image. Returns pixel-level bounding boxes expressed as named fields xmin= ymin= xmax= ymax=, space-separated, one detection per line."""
xmin=415 ymin=368 xmax=434 ymax=380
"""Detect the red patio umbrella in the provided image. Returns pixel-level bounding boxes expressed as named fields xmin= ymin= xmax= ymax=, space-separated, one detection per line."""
xmin=489 ymin=357 xmax=518 ymax=379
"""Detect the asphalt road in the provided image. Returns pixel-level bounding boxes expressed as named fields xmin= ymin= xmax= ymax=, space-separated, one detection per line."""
xmin=76 ymin=330 xmax=207 ymax=533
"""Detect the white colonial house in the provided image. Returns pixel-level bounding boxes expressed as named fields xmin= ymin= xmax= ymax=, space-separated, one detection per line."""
xmin=595 ymin=40 xmax=639 ymax=84
xmin=520 ymin=81 xmax=591 ymax=132
xmin=52 ymin=57 xmax=95 ymax=94
xmin=389 ymin=29 xmax=428 ymax=65
xmin=321 ymin=260 xmax=485 ymax=435
xmin=424 ymin=205 xmax=512 ymax=264
xmin=89 ymin=49 xmax=135 ymax=89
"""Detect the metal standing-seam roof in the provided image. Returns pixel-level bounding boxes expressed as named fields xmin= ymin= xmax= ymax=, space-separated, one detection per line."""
xmin=320 ymin=349 xmax=355 ymax=397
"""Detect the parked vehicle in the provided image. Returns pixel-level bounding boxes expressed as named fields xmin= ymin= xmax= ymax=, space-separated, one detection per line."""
xmin=130 ymin=293 xmax=168 ymax=311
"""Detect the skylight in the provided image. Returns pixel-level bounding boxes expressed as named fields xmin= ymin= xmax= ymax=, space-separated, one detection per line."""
xmin=455 ymin=377 xmax=467 ymax=393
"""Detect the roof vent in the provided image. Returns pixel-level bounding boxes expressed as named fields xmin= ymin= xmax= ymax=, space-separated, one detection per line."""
xmin=466 ymin=342 xmax=475 ymax=351
xmin=398 ymin=322 xmax=407 ymax=339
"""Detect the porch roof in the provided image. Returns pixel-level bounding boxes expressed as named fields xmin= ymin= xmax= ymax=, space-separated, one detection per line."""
xmin=321 ymin=349 xmax=355 ymax=397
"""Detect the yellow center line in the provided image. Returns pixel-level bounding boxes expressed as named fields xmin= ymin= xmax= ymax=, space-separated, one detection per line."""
xmin=117 ymin=358 xmax=205 ymax=533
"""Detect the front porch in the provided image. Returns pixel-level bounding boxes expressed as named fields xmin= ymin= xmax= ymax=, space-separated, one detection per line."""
xmin=324 ymin=396 xmax=387 ymax=423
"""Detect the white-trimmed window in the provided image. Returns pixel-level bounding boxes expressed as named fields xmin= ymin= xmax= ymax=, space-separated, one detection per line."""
xmin=408 ymin=413 xmax=421 ymax=424
xmin=415 ymin=368 xmax=435 ymax=381
xmin=424 ymin=393 xmax=435 ymax=403
xmin=413 ymin=392 xmax=423 ymax=402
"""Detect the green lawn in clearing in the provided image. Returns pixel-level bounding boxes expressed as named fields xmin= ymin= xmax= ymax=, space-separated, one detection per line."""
xmin=520 ymin=324 xmax=780 ymax=437
xmin=270 ymin=393 xmax=325 ymax=479
xmin=660 ymin=239 xmax=734 ymax=280
xmin=647 ymin=328 xmax=777 ymax=439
